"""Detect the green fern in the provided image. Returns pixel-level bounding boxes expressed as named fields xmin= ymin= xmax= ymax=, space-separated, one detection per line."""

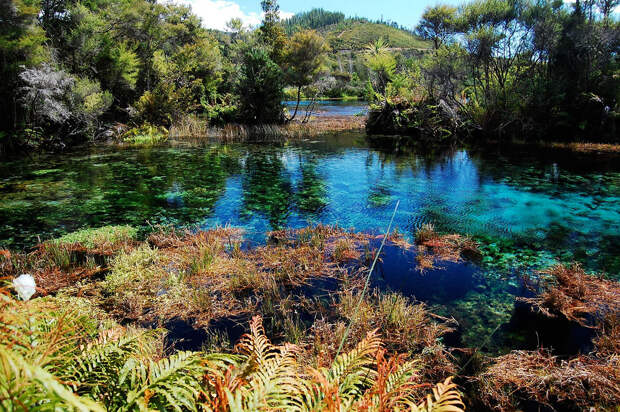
xmin=120 ymin=351 xmax=205 ymax=411
xmin=0 ymin=347 xmax=104 ymax=412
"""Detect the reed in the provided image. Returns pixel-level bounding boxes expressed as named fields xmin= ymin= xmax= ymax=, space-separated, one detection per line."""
xmin=168 ymin=115 xmax=365 ymax=143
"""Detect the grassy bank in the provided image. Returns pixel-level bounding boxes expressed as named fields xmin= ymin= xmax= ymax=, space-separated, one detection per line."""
xmin=168 ymin=115 xmax=365 ymax=143
xmin=1 ymin=224 xmax=618 ymax=410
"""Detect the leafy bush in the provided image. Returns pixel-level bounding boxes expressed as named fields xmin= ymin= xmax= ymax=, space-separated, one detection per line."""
xmin=121 ymin=124 xmax=168 ymax=146
xmin=237 ymin=48 xmax=285 ymax=125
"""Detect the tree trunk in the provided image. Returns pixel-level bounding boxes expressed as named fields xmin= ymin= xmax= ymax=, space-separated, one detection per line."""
xmin=287 ymin=86 xmax=302 ymax=122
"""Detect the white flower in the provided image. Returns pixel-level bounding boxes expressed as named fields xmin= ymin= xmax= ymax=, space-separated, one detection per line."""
xmin=13 ymin=274 xmax=36 ymax=301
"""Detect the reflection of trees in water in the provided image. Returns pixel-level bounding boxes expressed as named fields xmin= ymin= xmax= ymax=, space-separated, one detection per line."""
xmin=295 ymin=155 xmax=327 ymax=214
xmin=241 ymin=150 xmax=293 ymax=229
xmin=111 ymin=146 xmax=241 ymax=224
xmin=0 ymin=147 xmax=244 ymax=249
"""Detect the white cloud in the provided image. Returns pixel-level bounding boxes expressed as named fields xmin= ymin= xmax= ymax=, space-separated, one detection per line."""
xmin=176 ymin=0 xmax=293 ymax=31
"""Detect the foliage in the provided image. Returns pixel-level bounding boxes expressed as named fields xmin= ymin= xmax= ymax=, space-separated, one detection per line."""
xmin=121 ymin=124 xmax=169 ymax=146
xmin=283 ymin=30 xmax=329 ymax=120
xmin=4 ymin=224 xmax=620 ymax=410
xmin=0 ymin=283 xmax=466 ymax=412
xmin=237 ymin=48 xmax=285 ymax=125
xmin=367 ymin=0 xmax=620 ymax=143
xmin=18 ymin=65 xmax=112 ymax=145
xmin=258 ymin=0 xmax=287 ymax=64
xmin=283 ymin=9 xmax=346 ymax=34
xmin=416 ymin=5 xmax=459 ymax=49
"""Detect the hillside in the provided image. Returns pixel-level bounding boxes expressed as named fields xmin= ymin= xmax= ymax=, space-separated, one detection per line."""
xmin=321 ymin=21 xmax=429 ymax=51
xmin=283 ymin=9 xmax=430 ymax=51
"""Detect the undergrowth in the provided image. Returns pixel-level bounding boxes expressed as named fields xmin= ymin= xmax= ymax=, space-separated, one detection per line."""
xmin=1 ymin=225 xmax=618 ymax=410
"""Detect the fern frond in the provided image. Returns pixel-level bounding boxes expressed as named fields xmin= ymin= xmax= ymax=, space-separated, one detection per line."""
xmin=412 ymin=377 xmax=465 ymax=412
xmin=0 ymin=346 xmax=105 ymax=411
xmin=301 ymin=330 xmax=383 ymax=410
xmin=122 ymin=350 xmax=206 ymax=411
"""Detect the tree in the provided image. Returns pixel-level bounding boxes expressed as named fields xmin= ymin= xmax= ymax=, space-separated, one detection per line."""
xmin=19 ymin=65 xmax=112 ymax=142
xmin=237 ymin=48 xmax=284 ymax=125
xmin=364 ymin=38 xmax=397 ymax=97
xmin=283 ymin=30 xmax=328 ymax=121
xmin=259 ymin=0 xmax=287 ymax=64
xmin=0 ymin=0 xmax=48 ymax=132
xmin=416 ymin=5 xmax=459 ymax=50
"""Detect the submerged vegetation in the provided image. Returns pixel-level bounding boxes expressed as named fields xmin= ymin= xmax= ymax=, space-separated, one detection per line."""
xmin=2 ymin=224 xmax=618 ymax=410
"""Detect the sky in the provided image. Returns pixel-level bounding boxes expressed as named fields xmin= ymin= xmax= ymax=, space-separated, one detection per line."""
xmin=176 ymin=0 xmax=451 ymax=31
xmin=177 ymin=0 xmax=617 ymax=32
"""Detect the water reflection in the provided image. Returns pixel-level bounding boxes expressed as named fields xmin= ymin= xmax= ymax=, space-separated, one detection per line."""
xmin=0 ymin=136 xmax=619 ymax=276
xmin=241 ymin=150 xmax=293 ymax=229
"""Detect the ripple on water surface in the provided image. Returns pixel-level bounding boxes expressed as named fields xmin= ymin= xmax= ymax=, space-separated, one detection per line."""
xmin=1 ymin=136 xmax=619 ymax=350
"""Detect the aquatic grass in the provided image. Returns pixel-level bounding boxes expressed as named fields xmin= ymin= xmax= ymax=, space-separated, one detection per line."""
xmin=169 ymin=114 xmax=208 ymax=138
xmin=167 ymin=116 xmax=365 ymax=143
xmin=187 ymin=242 xmax=221 ymax=275
xmin=40 ymin=242 xmax=73 ymax=269
xmin=333 ymin=237 xmax=359 ymax=262
xmin=414 ymin=223 xmax=481 ymax=266
xmin=51 ymin=225 xmax=138 ymax=250
xmin=415 ymin=223 xmax=437 ymax=245
xmin=478 ymin=349 xmax=620 ymax=411
xmin=6 ymin=223 xmax=620 ymax=410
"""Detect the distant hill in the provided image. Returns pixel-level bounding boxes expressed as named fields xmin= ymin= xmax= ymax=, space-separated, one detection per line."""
xmin=284 ymin=9 xmax=430 ymax=51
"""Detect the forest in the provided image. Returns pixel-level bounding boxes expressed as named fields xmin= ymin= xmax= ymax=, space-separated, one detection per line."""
xmin=2 ymin=0 xmax=616 ymax=153
xmin=0 ymin=0 xmax=619 ymax=411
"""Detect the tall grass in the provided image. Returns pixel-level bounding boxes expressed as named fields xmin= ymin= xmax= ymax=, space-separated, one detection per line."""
xmin=169 ymin=115 xmax=365 ymax=143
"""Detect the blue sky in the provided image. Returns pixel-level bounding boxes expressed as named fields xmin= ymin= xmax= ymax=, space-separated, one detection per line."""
xmin=178 ymin=0 xmax=457 ymax=31
xmin=177 ymin=0 xmax=607 ymax=32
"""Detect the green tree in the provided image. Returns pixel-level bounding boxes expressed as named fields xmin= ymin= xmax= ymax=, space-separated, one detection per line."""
xmin=283 ymin=30 xmax=328 ymax=121
xmin=237 ymin=48 xmax=284 ymax=125
xmin=259 ymin=0 xmax=287 ymax=64
xmin=415 ymin=5 xmax=459 ymax=49
xmin=0 ymin=0 xmax=48 ymax=133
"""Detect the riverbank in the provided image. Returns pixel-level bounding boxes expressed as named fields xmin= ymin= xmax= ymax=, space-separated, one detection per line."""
xmin=165 ymin=115 xmax=365 ymax=144
xmin=2 ymin=224 xmax=618 ymax=410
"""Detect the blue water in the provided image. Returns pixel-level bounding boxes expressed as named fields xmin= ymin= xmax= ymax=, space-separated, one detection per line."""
xmin=283 ymin=100 xmax=368 ymax=117
xmin=1 ymin=137 xmax=618 ymax=276
xmin=2 ymin=134 xmax=618 ymax=350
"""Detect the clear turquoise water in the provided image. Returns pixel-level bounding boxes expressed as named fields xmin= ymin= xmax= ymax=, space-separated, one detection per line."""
xmin=1 ymin=136 xmax=618 ymax=276
xmin=283 ymin=100 xmax=368 ymax=116
xmin=1 ymin=134 xmax=618 ymax=349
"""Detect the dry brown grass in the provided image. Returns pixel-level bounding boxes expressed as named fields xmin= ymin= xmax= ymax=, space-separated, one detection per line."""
xmin=412 ymin=224 xmax=480 ymax=271
xmin=478 ymin=263 xmax=620 ymax=411
xmin=549 ymin=142 xmax=620 ymax=154
xmin=305 ymin=289 xmax=457 ymax=383
xmin=519 ymin=263 xmax=620 ymax=327
xmin=478 ymin=349 xmax=620 ymax=411
xmin=169 ymin=115 xmax=365 ymax=143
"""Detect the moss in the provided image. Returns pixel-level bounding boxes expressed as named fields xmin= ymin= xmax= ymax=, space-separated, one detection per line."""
xmin=51 ymin=225 xmax=137 ymax=250
xmin=104 ymin=245 xmax=163 ymax=294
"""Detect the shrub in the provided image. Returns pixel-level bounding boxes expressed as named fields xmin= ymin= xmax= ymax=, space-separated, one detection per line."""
xmin=237 ymin=48 xmax=285 ymax=125
xmin=121 ymin=123 xmax=168 ymax=146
